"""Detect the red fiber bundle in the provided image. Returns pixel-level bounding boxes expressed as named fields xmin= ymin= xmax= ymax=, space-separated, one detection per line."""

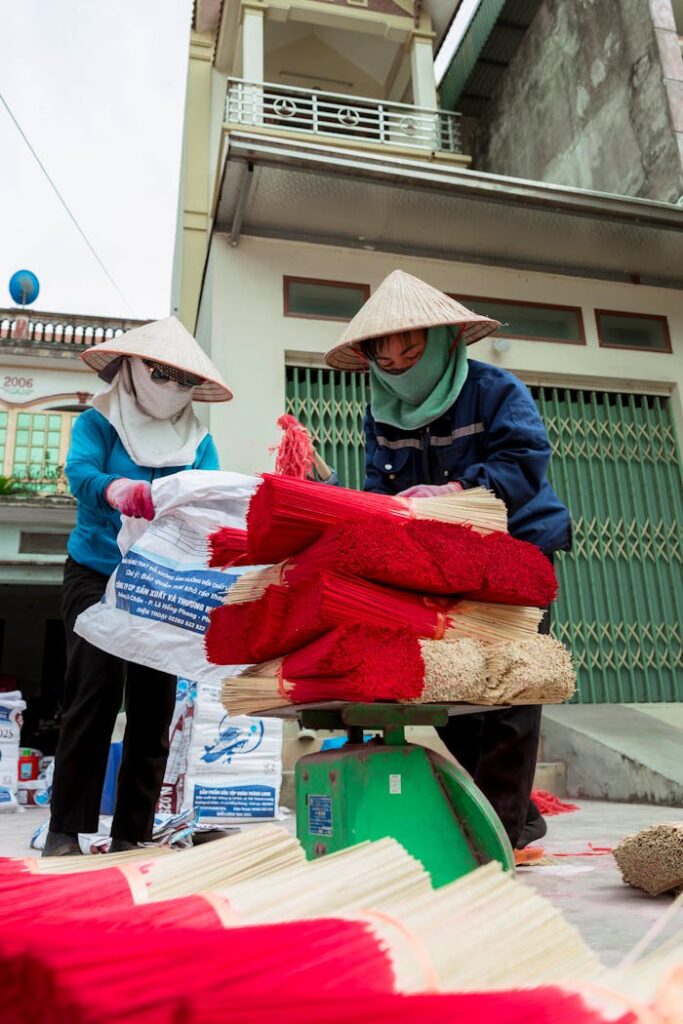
xmin=0 ymin=866 xmax=143 ymax=924
xmin=206 ymin=573 xmax=450 ymax=666
xmin=206 ymin=584 xmax=291 ymax=664
xmin=207 ymin=526 xmax=249 ymax=568
xmin=73 ymin=893 xmax=231 ymax=931
xmin=465 ymin=532 xmax=558 ymax=606
xmin=276 ymin=624 xmax=425 ymax=704
xmin=271 ymin=414 xmax=315 ymax=479
xmin=191 ymin=989 xmax=624 ymax=1024
xmin=247 ymin=474 xmax=423 ymax=563
xmin=531 ymin=790 xmax=579 ymax=816
xmin=279 ymin=516 xmax=488 ymax=595
xmin=0 ymin=917 xmax=394 ymax=1024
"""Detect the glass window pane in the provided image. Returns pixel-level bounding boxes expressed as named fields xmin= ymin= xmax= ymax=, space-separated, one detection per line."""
xmin=14 ymin=447 xmax=27 ymax=463
xmin=0 ymin=412 xmax=7 ymax=427
xmin=29 ymin=448 xmax=44 ymax=463
xmin=286 ymin=279 xmax=369 ymax=320
xmin=13 ymin=462 xmax=27 ymax=476
xmin=17 ymin=414 xmax=30 ymax=428
xmin=48 ymin=415 xmax=63 ymax=429
xmin=32 ymin=415 xmax=46 ymax=429
xmin=31 ymin=431 xmax=45 ymax=447
xmin=460 ymin=297 xmax=583 ymax=343
xmin=15 ymin=430 xmax=29 ymax=445
xmin=47 ymin=431 xmax=61 ymax=447
xmin=597 ymin=312 xmax=670 ymax=352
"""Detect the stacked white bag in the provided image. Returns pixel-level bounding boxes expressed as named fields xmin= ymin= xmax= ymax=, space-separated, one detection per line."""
xmin=0 ymin=691 xmax=26 ymax=811
xmin=183 ymin=681 xmax=283 ymax=822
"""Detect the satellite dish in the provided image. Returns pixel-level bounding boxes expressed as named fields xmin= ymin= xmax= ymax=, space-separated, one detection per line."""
xmin=9 ymin=270 xmax=40 ymax=306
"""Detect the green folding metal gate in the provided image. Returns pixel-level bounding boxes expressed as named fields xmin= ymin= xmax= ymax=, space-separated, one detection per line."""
xmin=286 ymin=365 xmax=683 ymax=704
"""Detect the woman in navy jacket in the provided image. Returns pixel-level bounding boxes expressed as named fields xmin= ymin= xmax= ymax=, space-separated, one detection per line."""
xmin=44 ymin=318 xmax=231 ymax=856
xmin=325 ymin=270 xmax=571 ymax=853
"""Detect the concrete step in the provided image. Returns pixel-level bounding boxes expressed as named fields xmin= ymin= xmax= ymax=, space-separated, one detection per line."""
xmin=541 ymin=703 xmax=683 ymax=806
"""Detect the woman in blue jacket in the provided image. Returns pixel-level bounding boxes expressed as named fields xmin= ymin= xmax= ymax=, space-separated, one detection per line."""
xmin=44 ymin=317 xmax=231 ymax=856
xmin=325 ymin=270 xmax=571 ymax=854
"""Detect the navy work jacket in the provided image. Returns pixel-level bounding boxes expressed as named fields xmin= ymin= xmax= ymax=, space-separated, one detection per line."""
xmin=363 ymin=359 xmax=572 ymax=555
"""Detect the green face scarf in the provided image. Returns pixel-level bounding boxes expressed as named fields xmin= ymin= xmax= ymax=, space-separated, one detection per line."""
xmin=368 ymin=326 xmax=469 ymax=430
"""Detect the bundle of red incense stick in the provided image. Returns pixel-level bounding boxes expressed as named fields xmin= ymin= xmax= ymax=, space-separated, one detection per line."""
xmin=246 ymin=473 xmax=508 ymax=562
xmin=207 ymin=526 xmax=249 ymax=568
xmin=209 ymin=467 xmax=572 ymax=712
xmin=223 ymin=623 xmax=576 ymax=717
xmin=215 ymin=521 xmax=557 ymax=607
xmin=206 ymin=573 xmax=543 ymax=666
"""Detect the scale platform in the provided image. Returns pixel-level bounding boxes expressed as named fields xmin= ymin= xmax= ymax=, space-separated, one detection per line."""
xmin=263 ymin=702 xmax=515 ymax=887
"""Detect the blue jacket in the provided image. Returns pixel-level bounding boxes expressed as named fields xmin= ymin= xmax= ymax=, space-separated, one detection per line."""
xmin=363 ymin=359 xmax=571 ymax=554
xmin=66 ymin=408 xmax=220 ymax=576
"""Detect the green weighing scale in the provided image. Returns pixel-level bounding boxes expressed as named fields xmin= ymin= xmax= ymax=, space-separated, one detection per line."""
xmin=265 ymin=702 xmax=514 ymax=888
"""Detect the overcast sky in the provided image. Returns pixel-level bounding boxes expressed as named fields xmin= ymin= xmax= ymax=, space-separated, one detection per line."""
xmin=0 ymin=0 xmax=193 ymax=320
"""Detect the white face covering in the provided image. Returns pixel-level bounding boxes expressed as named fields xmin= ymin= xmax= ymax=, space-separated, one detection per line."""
xmin=92 ymin=358 xmax=207 ymax=468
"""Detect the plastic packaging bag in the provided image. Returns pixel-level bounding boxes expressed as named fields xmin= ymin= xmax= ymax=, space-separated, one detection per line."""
xmin=75 ymin=470 xmax=261 ymax=684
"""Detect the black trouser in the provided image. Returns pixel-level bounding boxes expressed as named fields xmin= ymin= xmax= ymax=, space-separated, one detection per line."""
xmin=438 ymin=600 xmax=552 ymax=849
xmin=50 ymin=557 xmax=176 ymax=842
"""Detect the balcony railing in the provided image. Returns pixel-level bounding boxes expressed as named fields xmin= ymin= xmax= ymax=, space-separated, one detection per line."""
xmin=226 ymin=78 xmax=463 ymax=154
xmin=0 ymin=309 xmax=145 ymax=348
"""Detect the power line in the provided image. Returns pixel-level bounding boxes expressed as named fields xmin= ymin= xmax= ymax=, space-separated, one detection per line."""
xmin=0 ymin=91 xmax=138 ymax=317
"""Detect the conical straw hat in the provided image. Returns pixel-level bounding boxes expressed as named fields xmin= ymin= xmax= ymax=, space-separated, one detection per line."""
xmin=325 ymin=270 xmax=501 ymax=371
xmin=81 ymin=316 xmax=232 ymax=402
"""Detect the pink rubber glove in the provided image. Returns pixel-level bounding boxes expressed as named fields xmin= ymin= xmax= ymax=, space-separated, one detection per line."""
xmin=105 ymin=478 xmax=155 ymax=520
xmin=399 ymin=482 xmax=464 ymax=499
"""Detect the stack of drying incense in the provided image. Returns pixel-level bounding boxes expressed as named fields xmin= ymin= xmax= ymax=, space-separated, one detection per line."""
xmin=0 ymin=829 xmax=681 ymax=1024
xmin=207 ymin=475 xmax=575 ymax=715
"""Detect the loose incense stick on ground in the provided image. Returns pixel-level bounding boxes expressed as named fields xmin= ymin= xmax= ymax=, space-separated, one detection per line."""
xmin=613 ymin=823 xmax=683 ymax=896
xmin=246 ymin=473 xmax=508 ymax=563
xmin=207 ymin=572 xmax=544 ymax=666
xmin=222 ymin=624 xmax=575 ymax=716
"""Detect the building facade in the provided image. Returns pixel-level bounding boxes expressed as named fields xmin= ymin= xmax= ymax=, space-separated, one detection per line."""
xmin=173 ymin=0 xmax=683 ymax=705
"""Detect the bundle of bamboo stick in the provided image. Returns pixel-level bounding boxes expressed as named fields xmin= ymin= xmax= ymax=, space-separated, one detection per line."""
xmin=366 ymin=861 xmax=600 ymax=993
xmin=613 ymin=822 xmax=683 ymax=896
xmin=222 ymin=625 xmax=575 ymax=717
xmin=145 ymin=825 xmax=305 ymax=900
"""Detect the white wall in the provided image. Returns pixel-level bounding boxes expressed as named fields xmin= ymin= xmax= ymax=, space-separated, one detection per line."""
xmin=202 ymin=234 xmax=683 ymax=474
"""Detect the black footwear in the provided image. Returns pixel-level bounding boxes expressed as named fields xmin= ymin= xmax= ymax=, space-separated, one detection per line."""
xmin=109 ymin=837 xmax=140 ymax=853
xmin=517 ymin=807 xmax=548 ymax=850
xmin=42 ymin=830 xmax=82 ymax=857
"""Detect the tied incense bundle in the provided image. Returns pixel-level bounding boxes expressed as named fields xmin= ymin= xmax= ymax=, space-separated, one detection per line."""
xmin=206 ymin=572 xmax=544 ymax=666
xmin=207 ymin=526 xmax=249 ymax=568
xmin=613 ymin=823 xmax=683 ymax=896
xmin=271 ymin=414 xmax=315 ymax=479
xmin=0 ymin=917 xmax=395 ymax=1024
xmin=221 ymin=623 xmax=576 ymax=716
xmin=221 ymin=520 xmax=557 ymax=607
xmin=215 ymin=515 xmax=490 ymax=596
xmin=246 ymin=473 xmax=508 ymax=563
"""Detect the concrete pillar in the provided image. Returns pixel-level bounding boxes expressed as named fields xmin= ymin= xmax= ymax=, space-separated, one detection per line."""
xmin=242 ymin=5 xmax=265 ymax=84
xmin=410 ymin=35 xmax=438 ymax=110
